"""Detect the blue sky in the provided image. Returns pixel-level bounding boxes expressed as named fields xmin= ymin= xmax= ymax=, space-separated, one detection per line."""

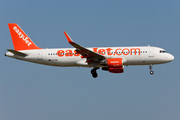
xmin=0 ymin=0 xmax=180 ymax=120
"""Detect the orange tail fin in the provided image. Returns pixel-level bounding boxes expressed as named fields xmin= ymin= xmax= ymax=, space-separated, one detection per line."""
xmin=8 ymin=23 xmax=41 ymax=51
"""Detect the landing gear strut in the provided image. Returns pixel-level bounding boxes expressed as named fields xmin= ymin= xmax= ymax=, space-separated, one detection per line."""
xmin=91 ymin=68 xmax=98 ymax=78
xmin=149 ymin=64 xmax=154 ymax=75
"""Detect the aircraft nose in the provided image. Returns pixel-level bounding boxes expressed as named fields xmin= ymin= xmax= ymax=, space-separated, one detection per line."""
xmin=170 ymin=54 xmax=174 ymax=61
xmin=167 ymin=54 xmax=174 ymax=62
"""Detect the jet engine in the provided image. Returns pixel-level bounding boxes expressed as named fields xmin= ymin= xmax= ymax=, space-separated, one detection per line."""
xmin=101 ymin=58 xmax=124 ymax=73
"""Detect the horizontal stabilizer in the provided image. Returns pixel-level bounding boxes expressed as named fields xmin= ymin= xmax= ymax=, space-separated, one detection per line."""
xmin=7 ymin=49 xmax=27 ymax=57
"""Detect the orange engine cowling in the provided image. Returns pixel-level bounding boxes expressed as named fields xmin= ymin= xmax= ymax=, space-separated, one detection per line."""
xmin=101 ymin=58 xmax=124 ymax=73
xmin=109 ymin=67 xmax=124 ymax=73
xmin=107 ymin=58 xmax=123 ymax=68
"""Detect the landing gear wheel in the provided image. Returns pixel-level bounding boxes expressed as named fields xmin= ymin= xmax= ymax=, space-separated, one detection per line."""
xmin=92 ymin=73 xmax=98 ymax=78
xmin=150 ymin=70 xmax=154 ymax=75
xmin=91 ymin=69 xmax=98 ymax=78
xmin=149 ymin=64 xmax=154 ymax=75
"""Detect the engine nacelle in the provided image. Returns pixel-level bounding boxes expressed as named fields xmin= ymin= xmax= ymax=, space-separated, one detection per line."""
xmin=107 ymin=58 xmax=123 ymax=68
xmin=109 ymin=67 xmax=124 ymax=73
xmin=101 ymin=58 xmax=124 ymax=73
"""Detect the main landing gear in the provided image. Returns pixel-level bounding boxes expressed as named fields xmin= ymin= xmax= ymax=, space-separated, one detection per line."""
xmin=149 ymin=64 xmax=154 ymax=75
xmin=91 ymin=68 xmax=98 ymax=78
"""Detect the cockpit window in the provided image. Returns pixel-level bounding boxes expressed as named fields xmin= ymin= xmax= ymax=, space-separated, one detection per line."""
xmin=160 ymin=50 xmax=167 ymax=53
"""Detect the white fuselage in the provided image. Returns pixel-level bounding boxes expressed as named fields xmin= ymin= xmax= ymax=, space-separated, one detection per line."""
xmin=5 ymin=46 xmax=174 ymax=67
xmin=6 ymin=23 xmax=175 ymax=77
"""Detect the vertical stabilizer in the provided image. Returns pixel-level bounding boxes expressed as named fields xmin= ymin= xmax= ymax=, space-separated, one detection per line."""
xmin=8 ymin=23 xmax=41 ymax=51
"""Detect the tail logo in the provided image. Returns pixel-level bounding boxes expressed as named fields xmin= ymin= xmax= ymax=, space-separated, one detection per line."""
xmin=13 ymin=26 xmax=32 ymax=46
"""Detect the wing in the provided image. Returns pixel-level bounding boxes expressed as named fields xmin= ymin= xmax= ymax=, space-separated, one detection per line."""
xmin=64 ymin=32 xmax=105 ymax=63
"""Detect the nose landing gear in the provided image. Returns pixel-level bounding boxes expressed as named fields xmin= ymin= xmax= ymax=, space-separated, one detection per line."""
xmin=149 ymin=64 xmax=154 ymax=75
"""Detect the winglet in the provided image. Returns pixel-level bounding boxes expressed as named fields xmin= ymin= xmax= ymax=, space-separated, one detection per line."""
xmin=64 ymin=31 xmax=74 ymax=45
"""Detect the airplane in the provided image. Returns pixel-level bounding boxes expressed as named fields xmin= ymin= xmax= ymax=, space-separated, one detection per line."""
xmin=5 ymin=23 xmax=174 ymax=78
